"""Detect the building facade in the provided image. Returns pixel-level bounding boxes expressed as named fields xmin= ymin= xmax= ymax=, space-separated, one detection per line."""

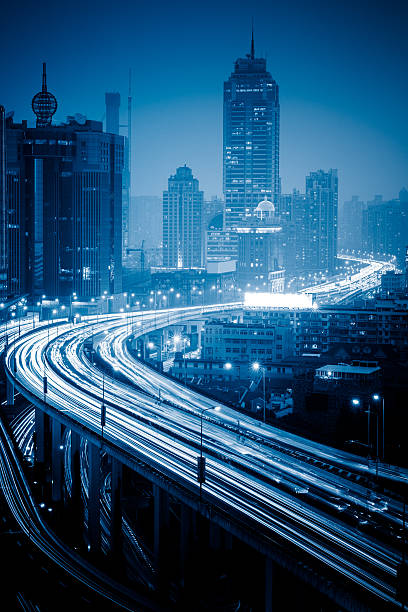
xmin=236 ymin=197 xmax=284 ymax=291
xmin=304 ymin=169 xmax=338 ymax=275
xmin=0 ymin=105 xmax=7 ymax=298
xmin=4 ymin=102 xmax=124 ymax=299
xmin=223 ymin=33 xmax=280 ymax=231
xmin=162 ymin=165 xmax=203 ymax=269
xmin=202 ymin=320 xmax=293 ymax=363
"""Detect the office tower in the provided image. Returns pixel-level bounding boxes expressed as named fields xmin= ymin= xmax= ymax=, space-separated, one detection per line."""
xmin=3 ymin=66 xmax=124 ymax=300
xmin=338 ymin=195 xmax=365 ymax=252
xmin=362 ymin=193 xmax=408 ymax=267
xmin=3 ymin=115 xmax=26 ymax=298
xmin=236 ymin=197 xmax=284 ymax=291
xmin=305 ymin=169 xmax=338 ymax=275
xmin=162 ymin=165 xmax=203 ymax=269
xmin=105 ymin=92 xmax=120 ymax=136
xmin=0 ymin=105 xmax=7 ymax=298
xmin=223 ymin=30 xmax=280 ymax=231
xmin=203 ymin=197 xmax=224 ymax=231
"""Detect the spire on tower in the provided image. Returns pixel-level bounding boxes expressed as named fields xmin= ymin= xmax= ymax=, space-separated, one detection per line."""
xmin=32 ymin=62 xmax=57 ymax=128
xmin=42 ymin=62 xmax=47 ymax=92
xmin=251 ymin=18 xmax=255 ymax=59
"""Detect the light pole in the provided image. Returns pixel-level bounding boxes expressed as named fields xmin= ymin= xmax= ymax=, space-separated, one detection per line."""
xmin=197 ymin=406 xmax=221 ymax=501
xmin=372 ymin=394 xmax=385 ymax=462
xmin=252 ymin=362 xmax=266 ymax=422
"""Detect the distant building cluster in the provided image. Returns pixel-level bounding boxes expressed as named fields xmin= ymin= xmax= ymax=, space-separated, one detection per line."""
xmin=159 ymin=35 xmax=340 ymax=296
xmin=0 ymin=37 xmax=406 ymax=310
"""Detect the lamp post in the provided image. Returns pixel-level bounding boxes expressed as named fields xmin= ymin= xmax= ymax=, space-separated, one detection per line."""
xmin=252 ymin=362 xmax=266 ymax=422
xmin=372 ymin=394 xmax=385 ymax=462
xmin=197 ymin=406 xmax=221 ymax=501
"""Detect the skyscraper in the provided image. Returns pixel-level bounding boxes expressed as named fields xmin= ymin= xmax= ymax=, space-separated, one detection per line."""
xmin=223 ymin=30 xmax=280 ymax=230
xmin=0 ymin=105 xmax=7 ymax=298
xmin=305 ymin=169 xmax=338 ymax=274
xmin=162 ymin=165 xmax=203 ymax=269
xmin=3 ymin=66 xmax=124 ymax=300
xmin=236 ymin=197 xmax=284 ymax=292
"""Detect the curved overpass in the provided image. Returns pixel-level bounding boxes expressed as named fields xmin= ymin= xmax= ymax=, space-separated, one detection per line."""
xmin=4 ymin=303 xmax=407 ymax=609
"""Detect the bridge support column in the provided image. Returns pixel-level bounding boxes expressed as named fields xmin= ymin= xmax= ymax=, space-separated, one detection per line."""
xmin=70 ymin=430 xmax=81 ymax=505
xmin=51 ymin=420 xmax=63 ymax=502
xmin=6 ymin=378 xmax=14 ymax=406
xmin=34 ymin=408 xmax=46 ymax=464
xmin=110 ymin=457 xmax=123 ymax=560
xmin=88 ymin=442 xmax=101 ymax=553
xmin=67 ymin=430 xmax=82 ymax=543
xmin=180 ymin=504 xmax=191 ymax=583
xmin=153 ymin=484 xmax=169 ymax=563
xmin=265 ymin=557 xmax=274 ymax=611
xmin=209 ymin=521 xmax=221 ymax=550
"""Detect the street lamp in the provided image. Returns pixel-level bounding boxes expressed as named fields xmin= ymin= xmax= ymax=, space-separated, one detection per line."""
xmin=197 ymin=406 xmax=221 ymax=500
xmin=372 ymin=394 xmax=385 ymax=462
xmin=252 ymin=362 xmax=266 ymax=422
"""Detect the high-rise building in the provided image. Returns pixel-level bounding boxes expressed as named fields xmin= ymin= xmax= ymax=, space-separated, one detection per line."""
xmin=162 ymin=165 xmax=203 ymax=269
xmin=223 ymin=30 xmax=280 ymax=230
xmin=3 ymin=66 xmax=124 ymax=300
xmin=236 ymin=197 xmax=284 ymax=292
xmin=3 ymin=115 xmax=26 ymax=298
xmin=0 ymin=105 xmax=7 ymax=298
xmin=305 ymin=169 xmax=338 ymax=275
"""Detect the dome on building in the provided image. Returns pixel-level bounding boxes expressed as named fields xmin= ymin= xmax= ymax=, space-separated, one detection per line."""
xmin=254 ymin=196 xmax=275 ymax=219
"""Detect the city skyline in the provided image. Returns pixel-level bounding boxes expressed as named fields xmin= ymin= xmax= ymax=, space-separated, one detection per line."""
xmin=0 ymin=0 xmax=407 ymax=201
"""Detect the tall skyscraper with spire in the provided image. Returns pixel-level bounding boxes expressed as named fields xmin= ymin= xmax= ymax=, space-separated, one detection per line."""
xmin=223 ymin=29 xmax=280 ymax=230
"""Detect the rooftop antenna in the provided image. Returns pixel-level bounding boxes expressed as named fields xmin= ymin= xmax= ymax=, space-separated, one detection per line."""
xmin=251 ymin=18 xmax=255 ymax=60
xmin=32 ymin=62 xmax=57 ymax=127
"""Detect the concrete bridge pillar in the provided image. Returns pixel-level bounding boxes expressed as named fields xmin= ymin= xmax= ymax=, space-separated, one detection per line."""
xmin=70 ymin=430 xmax=81 ymax=505
xmin=34 ymin=408 xmax=46 ymax=464
xmin=88 ymin=442 xmax=101 ymax=553
xmin=179 ymin=504 xmax=192 ymax=583
xmin=153 ymin=484 xmax=169 ymax=563
xmin=6 ymin=378 xmax=14 ymax=406
xmin=110 ymin=457 xmax=123 ymax=559
xmin=209 ymin=521 xmax=221 ymax=550
xmin=265 ymin=557 xmax=274 ymax=611
xmin=51 ymin=420 xmax=63 ymax=502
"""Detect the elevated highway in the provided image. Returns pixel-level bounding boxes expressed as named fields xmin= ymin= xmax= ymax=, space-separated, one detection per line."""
xmin=4 ymin=301 xmax=407 ymax=609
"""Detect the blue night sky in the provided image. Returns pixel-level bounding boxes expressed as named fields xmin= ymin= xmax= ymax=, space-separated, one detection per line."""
xmin=1 ymin=0 xmax=407 ymax=202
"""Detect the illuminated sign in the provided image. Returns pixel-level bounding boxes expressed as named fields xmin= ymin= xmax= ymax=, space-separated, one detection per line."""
xmin=244 ymin=292 xmax=317 ymax=309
